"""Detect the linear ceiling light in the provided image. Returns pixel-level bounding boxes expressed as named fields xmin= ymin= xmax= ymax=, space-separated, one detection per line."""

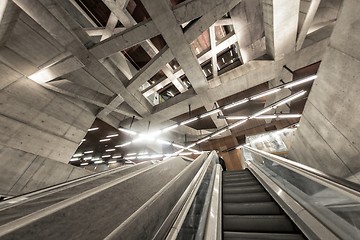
xmin=180 ymin=117 xmax=198 ymax=125
xmin=200 ymin=109 xmax=221 ymax=118
xmin=223 ymin=99 xmax=249 ymax=110
xmin=162 ymin=124 xmax=179 ymax=132
xmin=284 ymin=75 xmax=317 ymax=88
xmin=228 ymin=119 xmax=248 ymax=130
xmin=278 ymin=114 xmax=302 ymax=118
xmin=273 ymin=91 xmax=307 ymax=108
xmin=118 ymin=128 xmax=137 ymax=135
xmin=88 ymin=127 xmax=99 ymax=131
xmin=115 ymin=142 xmax=131 ymax=147
xmin=250 ymin=89 xmax=281 ymax=100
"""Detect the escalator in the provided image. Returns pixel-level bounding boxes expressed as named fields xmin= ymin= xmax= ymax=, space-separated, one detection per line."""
xmin=222 ymin=169 xmax=305 ymax=240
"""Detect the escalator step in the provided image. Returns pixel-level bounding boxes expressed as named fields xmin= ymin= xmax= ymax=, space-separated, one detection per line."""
xmin=223 ymin=231 xmax=306 ymax=240
xmin=223 ymin=202 xmax=282 ymax=215
xmin=223 ymin=173 xmax=253 ymax=178
xmin=223 ymin=215 xmax=296 ymax=233
xmin=223 ymin=185 xmax=265 ymax=194
xmin=223 ymin=181 xmax=260 ymax=187
xmin=223 ymin=177 xmax=256 ymax=183
xmin=223 ymin=192 xmax=272 ymax=203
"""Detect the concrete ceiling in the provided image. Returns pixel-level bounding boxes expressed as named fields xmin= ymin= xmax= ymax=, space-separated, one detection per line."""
xmin=0 ymin=0 xmax=341 ymax=159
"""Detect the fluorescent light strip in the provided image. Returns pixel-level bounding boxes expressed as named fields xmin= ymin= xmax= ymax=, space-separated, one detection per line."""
xmin=249 ymin=108 xmax=273 ymax=119
xmin=84 ymin=151 xmax=93 ymax=154
xmin=73 ymin=153 xmax=83 ymax=157
xmin=162 ymin=124 xmax=179 ymax=132
xmin=278 ymin=114 xmax=301 ymax=118
xmin=102 ymin=155 xmax=111 ymax=158
xmin=70 ymin=158 xmax=79 ymax=162
xmin=88 ymin=127 xmax=99 ymax=131
xmin=116 ymin=142 xmax=132 ymax=147
xmin=81 ymin=139 xmax=86 ymax=142
xmin=200 ymin=109 xmax=220 ymax=118
xmin=212 ymin=128 xmax=227 ymax=137
xmin=127 ymin=153 xmax=136 ymax=156
xmin=223 ymin=99 xmax=249 ymax=110
xmin=197 ymin=137 xmax=210 ymax=144
xmin=83 ymin=157 xmax=92 ymax=160
xmin=225 ymin=116 xmax=248 ymax=120
xmin=118 ymin=128 xmax=137 ymax=135
xmin=273 ymin=91 xmax=307 ymax=108
xmin=106 ymin=134 xmax=119 ymax=138
xmin=250 ymin=89 xmax=281 ymax=100
xmin=91 ymin=157 xmax=100 ymax=161
xmin=186 ymin=143 xmax=196 ymax=149
xmin=173 ymin=143 xmax=186 ymax=149
xmin=80 ymin=163 xmax=89 ymax=166
xmin=105 ymin=149 xmax=115 ymax=152
xmin=94 ymin=160 xmax=103 ymax=164
xmin=255 ymin=115 xmax=277 ymax=119
xmin=112 ymin=155 xmax=122 ymax=159
xmin=228 ymin=119 xmax=248 ymax=130
xmin=180 ymin=117 xmax=198 ymax=125
xmin=284 ymin=75 xmax=316 ymax=88
xmin=99 ymin=138 xmax=110 ymax=142
xmin=125 ymin=156 xmax=136 ymax=160
xmin=179 ymin=152 xmax=192 ymax=156
xmin=108 ymin=160 xmax=117 ymax=164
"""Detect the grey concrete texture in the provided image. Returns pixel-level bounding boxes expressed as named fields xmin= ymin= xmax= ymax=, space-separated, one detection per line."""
xmin=0 ymin=146 xmax=92 ymax=196
xmin=289 ymin=0 xmax=360 ymax=183
xmin=0 ymin=157 xmax=191 ymax=240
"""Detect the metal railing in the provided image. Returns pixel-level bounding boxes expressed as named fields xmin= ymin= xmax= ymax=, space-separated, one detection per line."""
xmin=242 ymin=145 xmax=360 ymax=202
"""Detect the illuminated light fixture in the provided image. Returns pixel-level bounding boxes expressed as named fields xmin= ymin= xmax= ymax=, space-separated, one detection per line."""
xmin=105 ymin=149 xmax=115 ymax=152
xmin=165 ymin=153 xmax=176 ymax=157
xmin=83 ymin=157 xmax=92 ymax=160
xmin=173 ymin=143 xmax=186 ymax=149
xmin=94 ymin=160 xmax=103 ymax=164
xmin=73 ymin=153 xmax=83 ymax=157
xmin=222 ymin=58 xmax=225 ymax=63
xmin=188 ymin=148 xmax=201 ymax=154
xmin=81 ymin=139 xmax=86 ymax=142
xmin=99 ymin=138 xmax=110 ymax=142
xmin=88 ymin=127 xmax=99 ymax=131
xmin=80 ymin=162 xmax=89 ymax=166
xmin=200 ymin=109 xmax=220 ymax=118
xmin=70 ymin=158 xmax=79 ymax=162
xmin=249 ymin=108 xmax=273 ymax=119
xmin=108 ymin=160 xmax=117 ymax=164
xmin=273 ymin=91 xmax=307 ymax=108
xmin=84 ymin=150 xmax=93 ymax=154
xmin=125 ymin=156 xmax=136 ymax=160
xmin=180 ymin=117 xmax=198 ymax=125
xmin=92 ymin=157 xmax=100 ymax=161
xmin=207 ymin=69 xmax=211 ymax=74
xmin=167 ymin=91 xmax=174 ymax=97
xmin=151 ymin=154 xmax=163 ymax=158
xmin=157 ymin=139 xmax=172 ymax=145
xmin=255 ymin=115 xmax=277 ymax=119
xmin=278 ymin=114 xmax=302 ymax=118
xmin=138 ymin=152 xmax=148 ymax=156
xmin=211 ymin=129 xmax=227 ymax=137
xmin=112 ymin=155 xmax=122 ymax=159
xmin=284 ymin=75 xmax=317 ymax=88
xmin=225 ymin=116 xmax=248 ymax=120
xmin=102 ymin=155 xmax=111 ymax=158
xmin=250 ymin=88 xmax=281 ymax=100
xmin=126 ymin=153 xmax=136 ymax=156
xmin=175 ymin=149 xmax=185 ymax=154
xmin=197 ymin=137 xmax=210 ymax=144
xmin=228 ymin=119 xmax=248 ymax=130
xmin=230 ymin=50 xmax=233 ymax=57
xmin=106 ymin=134 xmax=119 ymax=138
xmin=217 ymin=64 xmax=220 ymax=70
xmin=179 ymin=152 xmax=192 ymax=156
xmin=137 ymin=155 xmax=150 ymax=159
xmin=118 ymin=128 xmax=137 ymax=135
xmin=224 ymin=99 xmax=249 ymax=110
xmin=186 ymin=143 xmax=196 ymax=149
xmin=116 ymin=142 xmax=132 ymax=147
xmin=162 ymin=124 xmax=179 ymax=132
xmin=202 ymin=69 xmax=207 ymax=76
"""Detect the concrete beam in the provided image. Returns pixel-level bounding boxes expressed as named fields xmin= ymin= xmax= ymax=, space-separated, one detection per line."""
xmin=0 ymin=0 xmax=20 ymax=46
xmin=97 ymin=95 xmax=124 ymax=118
xmin=84 ymin=27 xmax=125 ymax=37
xmin=89 ymin=19 xmax=160 ymax=60
xmin=100 ymin=12 xmax=118 ymax=41
xmin=13 ymin=0 xmax=152 ymax=116
xmin=262 ymin=0 xmax=300 ymax=59
xmin=126 ymin=46 xmax=173 ymax=91
xmin=296 ymin=0 xmax=321 ymax=51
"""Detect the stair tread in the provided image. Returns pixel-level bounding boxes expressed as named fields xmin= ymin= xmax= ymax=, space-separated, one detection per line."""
xmin=223 ymin=215 xmax=296 ymax=233
xmin=223 ymin=202 xmax=282 ymax=215
xmin=223 ymin=231 xmax=306 ymax=240
xmin=223 ymin=192 xmax=272 ymax=203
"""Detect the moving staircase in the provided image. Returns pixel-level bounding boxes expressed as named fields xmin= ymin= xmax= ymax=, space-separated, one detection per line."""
xmin=222 ymin=169 xmax=306 ymax=240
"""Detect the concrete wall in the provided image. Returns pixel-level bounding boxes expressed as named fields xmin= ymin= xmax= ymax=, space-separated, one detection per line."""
xmin=289 ymin=0 xmax=360 ymax=183
xmin=0 ymin=13 xmax=94 ymax=196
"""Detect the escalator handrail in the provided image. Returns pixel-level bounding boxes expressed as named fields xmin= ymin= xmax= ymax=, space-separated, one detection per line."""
xmin=242 ymin=145 xmax=360 ymax=202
